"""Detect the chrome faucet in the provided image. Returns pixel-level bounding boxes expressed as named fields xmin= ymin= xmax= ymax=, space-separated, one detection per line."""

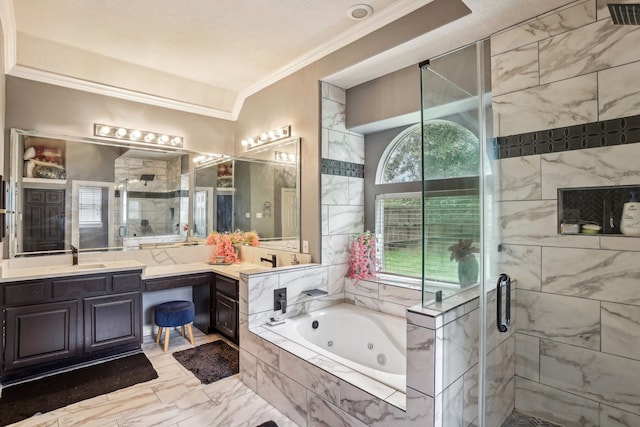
xmin=70 ymin=245 xmax=78 ymax=265
xmin=260 ymin=254 xmax=277 ymax=268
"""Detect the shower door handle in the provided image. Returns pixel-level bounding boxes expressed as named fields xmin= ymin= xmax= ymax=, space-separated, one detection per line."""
xmin=496 ymin=273 xmax=511 ymax=333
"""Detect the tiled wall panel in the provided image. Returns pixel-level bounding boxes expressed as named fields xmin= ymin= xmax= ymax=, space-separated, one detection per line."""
xmin=493 ymin=1 xmax=640 ymax=421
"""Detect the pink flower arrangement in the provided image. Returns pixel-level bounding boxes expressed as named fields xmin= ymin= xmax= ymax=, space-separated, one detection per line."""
xmin=207 ymin=232 xmax=239 ymax=263
xmin=348 ymin=231 xmax=378 ymax=283
xmin=206 ymin=230 xmax=260 ymax=263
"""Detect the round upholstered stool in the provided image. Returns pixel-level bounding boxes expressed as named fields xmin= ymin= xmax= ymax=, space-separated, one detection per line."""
xmin=154 ymin=300 xmax=196 ymax=352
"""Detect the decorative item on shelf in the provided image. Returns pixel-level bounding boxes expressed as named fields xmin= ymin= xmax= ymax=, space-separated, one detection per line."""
xmin=206 ymin=230 xmax=260 ymax=263
xmin=23 ymin=145 xmax=66 ymax=180
xmin=348 ymin=231 xmax=378 ymax=284
xmin=448 ymin=239 xmax=479 ymax=288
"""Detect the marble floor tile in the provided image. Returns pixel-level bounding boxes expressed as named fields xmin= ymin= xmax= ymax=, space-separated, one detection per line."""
xmin=7 ymin=329 xmax=295 ymax=427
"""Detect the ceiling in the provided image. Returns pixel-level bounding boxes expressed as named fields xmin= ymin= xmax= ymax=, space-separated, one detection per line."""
xmin=2 ymin=0 xmax=576 ymax=120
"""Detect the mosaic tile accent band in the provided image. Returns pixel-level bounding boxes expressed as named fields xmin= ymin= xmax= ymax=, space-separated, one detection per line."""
xmin=321 ymin=158 xmax=364 ymax=178
xmin=497 ymin=114 xmax=640 ymax=159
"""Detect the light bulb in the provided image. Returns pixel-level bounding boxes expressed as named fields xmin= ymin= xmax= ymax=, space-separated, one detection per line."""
xmin=171 ymin=137 xmax=182 ymax=146
xmin=99 ymin=125 xmax=111 ymax=136
xmin=158 ymin=135 xmax=169 ymax=144
xmin=268 ymin=130 xmax=276 ymax=139
xmin=116 ymin=128 xmax=127 ymax=138
xmin=144 ymin=133 xmax=156 ymax=142
xmin=260 ymin=133 xmax=268 ymax=141
xmin=130 ymin=130 xmax=141 ymax=140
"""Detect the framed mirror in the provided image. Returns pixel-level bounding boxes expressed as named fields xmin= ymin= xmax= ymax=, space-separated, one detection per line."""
xmin=193 ymin=137 xmax=300 ymax=252
xmin=8 ymin=129 xmax=301 ymax=258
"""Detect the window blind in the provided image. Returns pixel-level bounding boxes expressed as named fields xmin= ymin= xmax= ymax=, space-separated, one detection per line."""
xmin=78 ymin=186 xmax=102 ymax=225
xmin=375 ymin=191 xmax=479 ymax=283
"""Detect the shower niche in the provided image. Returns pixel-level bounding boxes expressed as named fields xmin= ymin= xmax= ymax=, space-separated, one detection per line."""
xmin=558 ymin=185 xmax=640 ymax=236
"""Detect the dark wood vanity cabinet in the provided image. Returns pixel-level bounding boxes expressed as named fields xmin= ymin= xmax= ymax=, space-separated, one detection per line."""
xmin=4 ymin=299 xmax=79 ymax=372
xmin=213 ymin=274 xmax=239 ymax=344
xmin=1 ymin=270 xmax=143 ymax=381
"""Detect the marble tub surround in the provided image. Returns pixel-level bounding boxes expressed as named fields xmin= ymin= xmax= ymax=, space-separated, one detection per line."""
xmin=406 ymin=286 xmax=515 ymax=427
xmin=344 ymin=277 xmax=423 ymax=318
xmin=240 ymin=317 xmax=437 ymax=427
xmin=493 ymin=1 xmax=640 ymax=423
xmin=241 ymin=264 xmax=341 ymax=329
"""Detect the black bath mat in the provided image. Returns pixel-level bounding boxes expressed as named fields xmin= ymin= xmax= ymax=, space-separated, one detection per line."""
xmin=0 ymin=352 xmax=158 ymax=426
xmin=173 ymin=340 xmax=239 ymax=384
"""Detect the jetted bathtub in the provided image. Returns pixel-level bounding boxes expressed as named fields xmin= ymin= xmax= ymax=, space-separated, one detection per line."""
xmin=272 ymin=303 xmax=406 ymax=391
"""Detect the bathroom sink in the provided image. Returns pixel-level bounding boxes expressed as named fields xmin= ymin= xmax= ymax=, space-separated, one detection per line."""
xmin=74 ymin=263 xmax=107 ymax=271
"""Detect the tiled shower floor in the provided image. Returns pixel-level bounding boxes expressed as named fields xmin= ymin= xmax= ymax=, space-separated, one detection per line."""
xmin=501 ymin=410 xmax=563 ymax=427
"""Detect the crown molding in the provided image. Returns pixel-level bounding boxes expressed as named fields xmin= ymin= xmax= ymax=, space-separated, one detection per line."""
xmin=232 ymin=0 xmax=434 ymax=118
xmin=8 ymin=65 xmax=234 ymax=120
xmin=0 ymin=0 xmax=16 ymax=73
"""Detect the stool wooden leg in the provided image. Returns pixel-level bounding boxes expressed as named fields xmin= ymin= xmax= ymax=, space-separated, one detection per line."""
xmin=187 ymin=323 xmax=195 ymax=346
xmin=181 ymin=325 xmax=185 ymax=337
xmin=164 ymin=328 xmax=171 ymax=352
xmin=156 ymin=327 xmax=163 ymax=344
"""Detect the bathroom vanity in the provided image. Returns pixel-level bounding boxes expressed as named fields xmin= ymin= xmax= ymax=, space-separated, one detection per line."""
xmin=0 ymin=267 xmax=143 ymax=382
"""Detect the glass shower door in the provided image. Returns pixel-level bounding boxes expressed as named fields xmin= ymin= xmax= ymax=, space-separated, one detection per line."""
xmin=420 ymin=40 xmax=511 ymax=426
xmin=114 ymin=178 xmax=128 ymax=247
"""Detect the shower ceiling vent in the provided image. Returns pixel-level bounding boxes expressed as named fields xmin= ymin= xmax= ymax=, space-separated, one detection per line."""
xmin=608 ymin=3 xmax=640 ymax=25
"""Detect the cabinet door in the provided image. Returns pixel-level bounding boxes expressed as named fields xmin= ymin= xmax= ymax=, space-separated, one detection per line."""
xmin=84 ymin=292 xmax=141 ymax=353
xmin=4 ymin=300 xmax=79 ymax=371
xmin=215 ymin=292 xmax=237 ymax=343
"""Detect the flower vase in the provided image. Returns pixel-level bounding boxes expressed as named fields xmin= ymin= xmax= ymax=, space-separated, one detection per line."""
xmin=458 ymin=254 xmax=478 ymax=288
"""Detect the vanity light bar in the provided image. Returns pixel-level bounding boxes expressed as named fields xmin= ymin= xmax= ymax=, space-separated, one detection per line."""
xmin=241 ymin=125 xmax=291 ymax=151
xmin=93 ymin=124 xmax=183 ymax=148
xmin=274 ymin=151 xmax=296 ymax=163
xmin=192 ymin=153 xmax=229 ymax=165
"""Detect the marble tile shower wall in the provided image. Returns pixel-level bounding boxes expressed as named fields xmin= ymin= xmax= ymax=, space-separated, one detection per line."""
xmin=320 ymin=82 xmax=422 ymax=315
xmin=114 ymin=156 xmax=181 ymax=236
xmin=320 ymin=82 xmax=362 ymax=302
xmin=493 ymin=1 xmax=640 ymax=425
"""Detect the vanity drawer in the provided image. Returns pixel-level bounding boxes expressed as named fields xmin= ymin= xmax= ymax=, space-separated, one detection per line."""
xmin=144 ymin=273 xmax=210 ymax=292
xmin=52 ymin=275 xmax=109 ymax=298
xmin=3 ymin=280 xmax=48 ymax=305
xmin=112 ymin=272 xmax=142 ymax=292
xmin=215 ymin=274 xmax=238 ymax=299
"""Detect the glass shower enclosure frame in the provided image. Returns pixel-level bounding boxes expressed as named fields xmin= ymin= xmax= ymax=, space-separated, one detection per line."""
xmin=420 ymin=40 xmax=512 ymax=426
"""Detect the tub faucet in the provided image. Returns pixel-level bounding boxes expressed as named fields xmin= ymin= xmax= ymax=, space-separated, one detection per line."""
xmin=260 ymin=254 xmax=277 ymax=268
xmin=70 ymin=245 xmax=78 ymax=266
xmin=279 ymin=296 xmax=287 ymax=314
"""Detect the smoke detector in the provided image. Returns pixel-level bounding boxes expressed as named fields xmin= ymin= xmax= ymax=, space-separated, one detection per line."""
xmin=348 ymin=4 xmax=373 ymax=20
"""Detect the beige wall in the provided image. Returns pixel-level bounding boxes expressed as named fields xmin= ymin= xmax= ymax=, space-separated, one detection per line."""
xmin=5 ymin=77 xmax=235 ymax=155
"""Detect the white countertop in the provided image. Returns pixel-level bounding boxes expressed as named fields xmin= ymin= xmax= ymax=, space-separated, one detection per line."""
xmin=0 ymin=260 xmax=272 ymax=283
xmin=142 ymin=261 xmax=270 ymax=280
xmin=0 ymin=259 xmax=145 ymax=282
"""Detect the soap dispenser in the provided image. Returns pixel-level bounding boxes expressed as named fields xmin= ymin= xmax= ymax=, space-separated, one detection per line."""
xmin=620 ymin=191 xmax=640 ymax=235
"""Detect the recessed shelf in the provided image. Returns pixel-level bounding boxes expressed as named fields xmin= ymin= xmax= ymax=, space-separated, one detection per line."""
xmin=559 ymin=185 xmax=640 ymax=236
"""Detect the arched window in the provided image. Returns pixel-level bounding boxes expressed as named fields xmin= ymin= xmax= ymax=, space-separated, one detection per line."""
xmin=374 ymin=120 xmax=480 ymax=285
xmin=376 ymin=120 xmax=479 ymax=185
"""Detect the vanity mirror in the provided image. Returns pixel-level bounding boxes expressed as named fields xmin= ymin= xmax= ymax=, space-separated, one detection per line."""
xmin=193 ymin=137 xmax=300 ymax=252
xmin=8 ymin=129 xmax=301 ymax=258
